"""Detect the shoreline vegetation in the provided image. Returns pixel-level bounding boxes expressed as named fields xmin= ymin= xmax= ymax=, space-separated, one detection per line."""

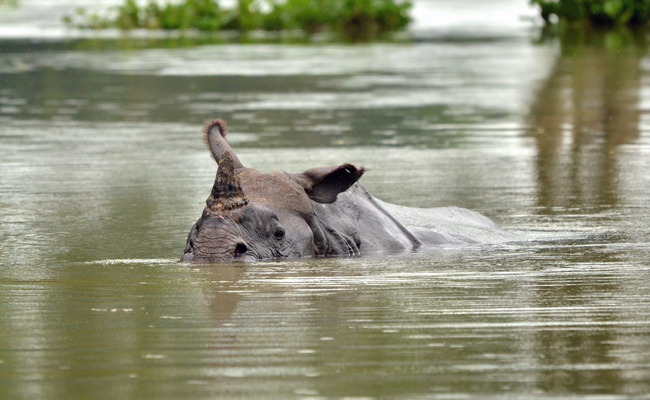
xmin=532 ymin=0 xmax=650 ymax=26
xmin=64 ymin=0 xmax=412 ymax=40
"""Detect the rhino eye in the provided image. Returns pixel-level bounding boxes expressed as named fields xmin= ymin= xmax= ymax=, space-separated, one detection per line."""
xmin=274 ymin=228 xmax=285 ymax=240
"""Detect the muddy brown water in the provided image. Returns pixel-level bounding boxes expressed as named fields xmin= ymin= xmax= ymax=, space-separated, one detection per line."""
xmin=2 ymin=9 xmax=650 ymax=400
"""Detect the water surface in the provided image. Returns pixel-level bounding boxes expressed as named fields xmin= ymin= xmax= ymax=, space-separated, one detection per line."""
xmin=1 ymin=5 xmax=650 ymax=400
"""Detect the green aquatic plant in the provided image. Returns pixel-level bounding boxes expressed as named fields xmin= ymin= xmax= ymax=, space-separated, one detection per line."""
xmin=272 ymin=0 xmax=412 ymax=36
xmin=67 ymin=0 xmax=226 ymax=31
xmin=275 ymin=0 xmax=412 ymax=36
xmin=65 ymin=0 xmax=411 ymax=39
xmin=145 ymin=0 xmax=224 ymax=30
xmin=340 ymin=0 xmax=412 ymax=33
xmin=532 ymin=0 xmax=650 ymax=25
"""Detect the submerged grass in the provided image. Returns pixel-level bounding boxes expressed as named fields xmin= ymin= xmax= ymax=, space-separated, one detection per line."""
xmin=65 ymin=0 xmax=412 ymax=40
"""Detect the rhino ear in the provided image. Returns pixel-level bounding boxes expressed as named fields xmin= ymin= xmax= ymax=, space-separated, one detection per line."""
xmin=287 ymin=164 xmax=365 ymax=204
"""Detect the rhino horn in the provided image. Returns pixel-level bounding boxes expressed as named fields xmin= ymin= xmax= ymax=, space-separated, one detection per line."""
xmin=206 ymin=151 xmax=249 ymax=212
xmin=203 ymin=119 xmax=246 ymax=172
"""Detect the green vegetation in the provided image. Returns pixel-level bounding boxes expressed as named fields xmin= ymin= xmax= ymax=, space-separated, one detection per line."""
xmin=65 ymin=0 xmax=412 ymax=39
xmin=532 ymin=0 xmax=650 ymax=25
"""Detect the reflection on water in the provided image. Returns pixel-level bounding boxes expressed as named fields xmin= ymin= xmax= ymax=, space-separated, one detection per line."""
xmin=0 ymin=38 xmax=555 ymax=151
xmin=528 ymin=29 xmax=644 ymax=215
xmin=2 ymin=23 xmax=650 ymax=400
xmin=520 ymin=29 xmax=650 ymax=396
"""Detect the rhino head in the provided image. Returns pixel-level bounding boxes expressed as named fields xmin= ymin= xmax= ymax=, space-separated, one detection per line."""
xmin=181 ymin=119 xmax=365 ymax=263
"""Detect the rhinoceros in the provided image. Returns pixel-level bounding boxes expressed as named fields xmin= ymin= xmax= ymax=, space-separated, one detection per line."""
xmin=181 ymin=119 xmax=512 ymax=263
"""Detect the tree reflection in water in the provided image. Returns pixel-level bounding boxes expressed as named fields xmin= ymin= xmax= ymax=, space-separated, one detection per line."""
xmin=526 ymin=27 xmax=647 ymax=394
xmin=528 ymin=27 xmax=645 ymax=213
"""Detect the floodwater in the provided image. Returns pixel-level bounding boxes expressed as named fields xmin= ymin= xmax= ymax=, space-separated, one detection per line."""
xmin=2 ymin=1 xmax=650 ymax=399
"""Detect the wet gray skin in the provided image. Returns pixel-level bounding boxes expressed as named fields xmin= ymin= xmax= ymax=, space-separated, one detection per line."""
xmin=182 ymin=119 xmax=505 ymax=263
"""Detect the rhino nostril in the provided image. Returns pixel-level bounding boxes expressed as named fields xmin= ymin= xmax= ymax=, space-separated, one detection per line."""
xmin=234 ymin=243 xmax=248 ymax=256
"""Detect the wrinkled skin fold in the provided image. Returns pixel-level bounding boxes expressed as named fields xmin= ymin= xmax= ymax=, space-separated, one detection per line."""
xmin=181 ymin=119 xmax=508 ymax=264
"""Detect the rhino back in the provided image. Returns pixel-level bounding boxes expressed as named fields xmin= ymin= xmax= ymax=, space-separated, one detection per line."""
xmin=311 ymin=183 xmax=520 ymax=257
xmin=375 ymin=199 xmax=521 ymax=245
